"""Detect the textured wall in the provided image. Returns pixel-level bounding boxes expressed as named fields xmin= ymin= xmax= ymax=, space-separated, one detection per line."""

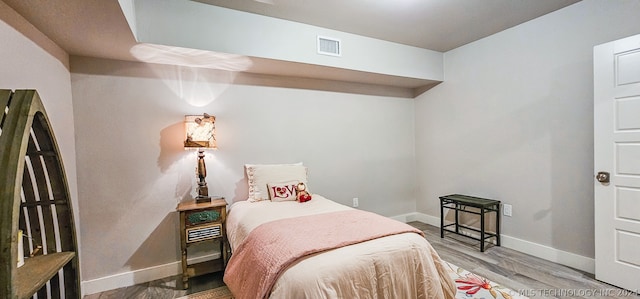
xmin=0 ymin=1 xmax=80 ymax=274
xmin=70 ymin=57 xmax=416 ymax=282
xmin=415 ymin=0 xmax=640 ymax=259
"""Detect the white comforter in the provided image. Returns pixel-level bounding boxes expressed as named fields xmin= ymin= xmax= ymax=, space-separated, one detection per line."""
xmin=225 ymin=195 xmax=456 ymax=299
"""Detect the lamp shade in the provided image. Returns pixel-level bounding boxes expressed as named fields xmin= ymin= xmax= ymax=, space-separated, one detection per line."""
xmin=184 ymin=114 xmax=216 ymax=149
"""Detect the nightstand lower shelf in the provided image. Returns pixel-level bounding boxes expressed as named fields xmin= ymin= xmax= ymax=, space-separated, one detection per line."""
xmin=185 ymin=254 xmax=225 ymax=278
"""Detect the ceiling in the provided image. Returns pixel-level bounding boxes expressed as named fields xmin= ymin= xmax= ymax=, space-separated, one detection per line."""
xmin=3 ymin=0 xmax=580 ymax=60
xmin=194 ymin=0 xmax=581 ymax=52
xmin=1 ymin=0 xmax=581 ymax=97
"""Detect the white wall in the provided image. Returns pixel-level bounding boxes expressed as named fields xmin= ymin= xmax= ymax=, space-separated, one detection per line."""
xmin=70 ymin=57 xmax=416 ymax=292
xmin=415 ymin=0 xmax=640 ymax=261
xmin=0 ymin=1 xmax=80 ymax=270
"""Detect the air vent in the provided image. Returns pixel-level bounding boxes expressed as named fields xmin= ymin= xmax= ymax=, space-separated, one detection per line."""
xmin=317 ymin=36 xmax=341 ymax=57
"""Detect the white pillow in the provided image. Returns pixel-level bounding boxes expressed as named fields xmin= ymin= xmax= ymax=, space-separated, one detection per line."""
xmin=245 ymin=163 xmax=308 ymax=202
xmin=267 ymin=180 xmax=298 ymax=202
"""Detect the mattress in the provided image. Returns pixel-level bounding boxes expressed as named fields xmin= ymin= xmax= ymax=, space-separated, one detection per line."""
xmin=224 ymin=195 xmax=456 ymax=299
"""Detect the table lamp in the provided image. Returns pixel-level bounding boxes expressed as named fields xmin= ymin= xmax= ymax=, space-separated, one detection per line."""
xmin=184 ymin=113 xmax=216 ymax=203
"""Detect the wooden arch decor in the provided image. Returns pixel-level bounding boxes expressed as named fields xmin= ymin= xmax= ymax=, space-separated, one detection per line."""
xmin=0 ymin=90 xmax=79 ymax=298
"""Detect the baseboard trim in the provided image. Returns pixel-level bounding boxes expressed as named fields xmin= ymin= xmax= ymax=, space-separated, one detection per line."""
xmin=500 ymin=234 xmax=595 ymax=274
xmin=82 ymin=212 xmax=595 ymax=295
xmin=409 ymin=212 xmax=595 ymax=274
xmin=81 ymin=252 xmax=220 ymax=296
xmin=390 ymin=212 xmax=421 ymax=223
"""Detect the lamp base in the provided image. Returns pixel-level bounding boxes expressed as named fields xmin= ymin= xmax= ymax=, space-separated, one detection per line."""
xmin=195 ymin=195 xmax=211 ymax=204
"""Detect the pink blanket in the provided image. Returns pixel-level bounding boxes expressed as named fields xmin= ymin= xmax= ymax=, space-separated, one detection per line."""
xmin=223 ymin=209 xmax=424 ymax=299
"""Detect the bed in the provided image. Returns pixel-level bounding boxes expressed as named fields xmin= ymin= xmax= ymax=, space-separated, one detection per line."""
xmin=222 ymin=163 xmax=456 ymax=299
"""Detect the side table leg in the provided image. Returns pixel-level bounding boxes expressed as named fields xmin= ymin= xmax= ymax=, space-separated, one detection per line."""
xmin=455 ymin=203 xmax=459 ymax=234
xmin=496 ymin=203 xmax=501 ymax=246
xmin=222 ymin=239 xmax=228 ymax=268
xmin=179 ymin=211 xmax=189 ymax=289
xmin=440 ymin=199 xmax=444 ymax=238
xmin=480 ymin=207 xmax=486 ymax=252
xmin=182 ymin=248 xmax=189 ymax=289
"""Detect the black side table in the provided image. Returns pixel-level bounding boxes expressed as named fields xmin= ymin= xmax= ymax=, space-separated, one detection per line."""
xmin=440 ymin=194 xmax=501 ymax=252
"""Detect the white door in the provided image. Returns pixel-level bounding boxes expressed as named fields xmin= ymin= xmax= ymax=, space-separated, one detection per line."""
xmin=594 ymin=33 xmax=640 ymax=292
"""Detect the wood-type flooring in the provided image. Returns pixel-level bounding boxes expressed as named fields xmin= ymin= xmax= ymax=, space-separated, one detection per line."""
xmin=84 ymin=222 xmax=639 ymax=299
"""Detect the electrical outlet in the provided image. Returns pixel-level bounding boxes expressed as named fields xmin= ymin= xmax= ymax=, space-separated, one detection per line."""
xmin=352 ymin=197 xmax=359 ymax=207
xmin=503 ymin=204 xmax=512 ymax=217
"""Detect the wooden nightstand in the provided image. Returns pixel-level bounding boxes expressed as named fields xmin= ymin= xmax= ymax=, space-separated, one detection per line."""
xmin=176 ymin=197 xmax=228 ymax=289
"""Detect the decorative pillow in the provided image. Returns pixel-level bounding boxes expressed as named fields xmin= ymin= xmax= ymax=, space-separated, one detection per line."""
xmin=245 ymin=163 xmax=308 ymax=202
xmin=267 ymin=181 xmax=298 ymax=202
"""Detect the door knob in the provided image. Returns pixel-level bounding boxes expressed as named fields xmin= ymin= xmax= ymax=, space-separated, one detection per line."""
xmin=596 ymin=171 xmax=610 ymax=183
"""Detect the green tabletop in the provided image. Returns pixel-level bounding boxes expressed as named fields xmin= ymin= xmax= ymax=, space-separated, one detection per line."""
xmin=440 ymin=194 xmax=501 ymax=207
